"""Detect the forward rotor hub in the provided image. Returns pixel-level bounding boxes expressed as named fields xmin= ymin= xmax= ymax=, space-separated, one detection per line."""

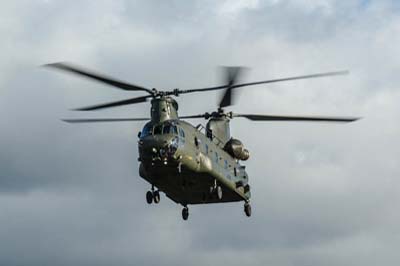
xmin=203 ymin=110 xmax=233 ymax=120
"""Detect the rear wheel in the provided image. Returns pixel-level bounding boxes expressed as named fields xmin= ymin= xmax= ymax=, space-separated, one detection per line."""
xmin=216 ymin=185 xmax=223 ymax=200
xmin=182 ymin=207 xmax=189 ymax=220
xmin=153 ymin=190 xmax=160 ymax=204
xmin=146 ymin=191 xmax=153 ymax=204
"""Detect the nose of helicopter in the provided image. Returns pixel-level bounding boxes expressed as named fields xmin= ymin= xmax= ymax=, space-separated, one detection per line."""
xmin=139 ymin=135 xmax=179 ymax=162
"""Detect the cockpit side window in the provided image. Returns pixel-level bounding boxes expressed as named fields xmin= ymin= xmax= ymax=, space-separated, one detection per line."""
xmin=179 ymin=128 xmax=185 ymax=138
xmin=177 ymin=127 xmax=185 ymax=145
xmin=141 ymin=124 xmax=153 ymax=137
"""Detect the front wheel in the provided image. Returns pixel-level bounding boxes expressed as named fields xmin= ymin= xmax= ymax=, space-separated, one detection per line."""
xmin=244 ymin=203 xmax=251 ymax=217
xmin=153 ymin=190 xmax=160 ymax=204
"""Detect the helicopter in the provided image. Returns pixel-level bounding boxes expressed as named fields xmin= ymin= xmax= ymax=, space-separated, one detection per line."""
xmin=45 ymin=63 xmax=359 ymax=220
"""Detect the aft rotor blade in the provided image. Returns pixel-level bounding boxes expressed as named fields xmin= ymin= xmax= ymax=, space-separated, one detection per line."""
xmin=234 ymin=114 xmax=360 ymax=122
xmin=44 ymin=62 xmax=153 ymax=94
xmin=177 ymin=70 xmax=349 ymax=95
xmin=232 ymin=70 xmax=349 ymax=89
xmin=62 ymin=118 xmax=149 ymax=123
xmin=219 ymin=67 xmax=244 ymax=108
xmin=74 ymin=95 xmax=151 ymax=111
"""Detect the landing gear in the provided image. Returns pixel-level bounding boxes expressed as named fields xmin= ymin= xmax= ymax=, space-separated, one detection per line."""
xmin=146 ymin=186 xmax=161 ymax=204
xmin=146 ymin=191 xmax=153 ymax=204
xmin=153 ymin=190 xmax=160 ymax=204
xmin=182 ymin=206 xmax=189 ymax=220
xmin=210 ymin=180 xmax=223 ymax=200
xmin=244 ymin=202 xmax=252 ymax=217
xmin=216 ymin=185 xmax=223 ymax=200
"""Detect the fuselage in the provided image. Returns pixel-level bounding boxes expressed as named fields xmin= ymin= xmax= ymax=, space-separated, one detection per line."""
xmin=138 ymin=119 xmax=251 ymax=205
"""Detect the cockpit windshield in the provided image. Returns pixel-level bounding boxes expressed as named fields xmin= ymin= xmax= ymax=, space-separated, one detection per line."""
xmin=163 ymin=124 xmax=178 ymax=135
xmin=141 ymin=123 xmax=178 ymax=138
xmin=153 ymin=125 xmax=162 ymax=135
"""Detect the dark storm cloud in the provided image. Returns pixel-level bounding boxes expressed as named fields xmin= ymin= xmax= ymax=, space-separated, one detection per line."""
xmin=1 ymin=0 xmax=400 ymax=265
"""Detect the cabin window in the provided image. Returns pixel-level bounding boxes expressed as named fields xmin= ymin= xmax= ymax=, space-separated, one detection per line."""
xmin=215 ymin=152 xmax=218 ymax=164
xmin=206 ymin=128 xmax=213 ymax=140
xmin=234 ymin=167 xmax=237 ymax=176
xmin=141 ymin=124 xmax=153 ymax=137
xmin=205 ymin=144 xmax=209 ymax=154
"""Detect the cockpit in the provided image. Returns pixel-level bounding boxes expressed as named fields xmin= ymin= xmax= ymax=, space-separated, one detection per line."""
xmin=139 ymin=122 xmax=181 ymax=160
xmin=141 ymin=122 xmax=178 ymax=138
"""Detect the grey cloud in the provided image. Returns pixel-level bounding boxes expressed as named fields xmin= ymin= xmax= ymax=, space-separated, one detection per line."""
xmin=1 ymin=0 xmax=400 ymax=265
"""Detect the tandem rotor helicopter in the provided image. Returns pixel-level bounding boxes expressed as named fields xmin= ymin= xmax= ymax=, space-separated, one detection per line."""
xmin=45 ymin=63 xmax=359 ymax=220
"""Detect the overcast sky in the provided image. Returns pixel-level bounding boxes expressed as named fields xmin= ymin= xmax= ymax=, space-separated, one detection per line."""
xmin=1 ymin=0 xmax=400 ymax=265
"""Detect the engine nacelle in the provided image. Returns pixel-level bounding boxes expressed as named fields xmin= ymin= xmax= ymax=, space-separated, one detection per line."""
xmin=224 ymin=138 xmax=250 ymax=161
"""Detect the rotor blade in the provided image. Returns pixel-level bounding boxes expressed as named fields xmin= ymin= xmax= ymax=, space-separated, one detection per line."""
xmin=44 ymin=62 xmax=153 ymax=94
xmin=233 ymin=114 xmax=360 ymax=122
xmin=74 ymin=95 xmax=151 ymax=111
xmin=177 ymin=70 xmax=349 ymax=95
xmin=232 ymin=70 xmax=349 ymax=89
xmin=179 ymin=114 xmax=207 ymax=119
xmin=62 ymin=118 xmax=149 ymax=123
xmin=219 ymin=67 xmax=243 ymax=108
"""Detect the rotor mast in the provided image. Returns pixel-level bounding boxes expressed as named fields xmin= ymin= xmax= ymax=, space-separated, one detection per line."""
xmin=150 ymin=96 xmax=179 ymax=123
xmin=206 ymin=110 xmax=231 ymax=145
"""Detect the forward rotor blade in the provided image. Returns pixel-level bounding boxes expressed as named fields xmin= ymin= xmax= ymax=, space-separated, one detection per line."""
xmin=233 ymin=114 xmax=360 ymax=122
xmin=177 ymin=70 xmax=349 ymax=95
xmin=179 ymin=114 xmax=207 ymax=119
xmin=44 ymin=62 xmax=153 ymax=94
xmin=63 ymin=118 xmax=149 ymax=123
xmin=74 ymin=95 xmax=151 ymax=111
xmin=219 ymin=67 xmax=243 ymax=108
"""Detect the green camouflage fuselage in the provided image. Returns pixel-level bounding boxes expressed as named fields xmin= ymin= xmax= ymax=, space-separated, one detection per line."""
xmin=138 ymin=97 xmax=250 ymax=206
